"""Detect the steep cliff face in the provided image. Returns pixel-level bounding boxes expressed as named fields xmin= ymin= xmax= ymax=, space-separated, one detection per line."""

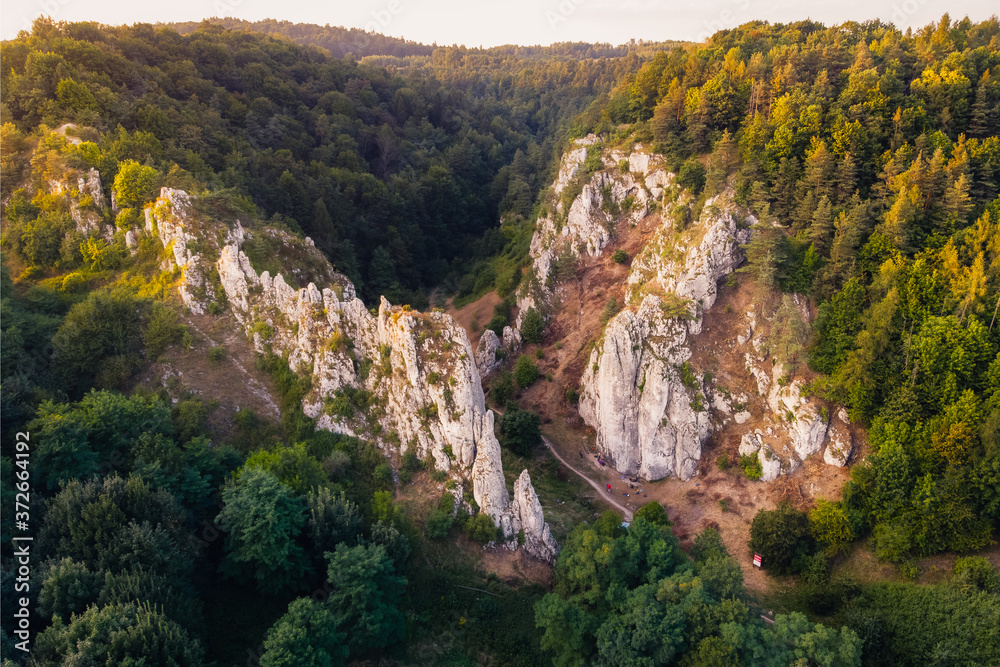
xmin=579 ymin=295 xmax=709 ymax=480
xmin=515 ymin=138 xmax=665 ymax=330
xmin=522 ymin=138 xmax=858 ymax=483
xmin=578 ymin=193 xmax=751 ymax=481
xmin=144 ymin=187 xmax=556 ymax=559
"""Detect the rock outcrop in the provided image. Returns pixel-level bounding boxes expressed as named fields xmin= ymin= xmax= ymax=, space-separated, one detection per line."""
xmin=579 ymin=295 xmax=709 ymax=480
xmin=524 ymin=137 xmax=854 ymax=483
xmin=824 ymin=408 xmax=853 ymax=466
xmin=144 ymin=187 xmax=557 ymax=560
xmin=578 ymin=190 xmax=751 ymax=481
xmin=515 ymin=139 xmax=665 ymax=330
xmin=512 ymin=470 xmax=558 ymax=561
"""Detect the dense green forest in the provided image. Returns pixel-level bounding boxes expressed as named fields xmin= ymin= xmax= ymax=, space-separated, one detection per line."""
xmin=3 ymin=14 xmax=1000 ymax=667
xmin=581 ymin=14 xmax=1000 ymax=567
xmin=1 ymin=17 xmax=651 ymax=306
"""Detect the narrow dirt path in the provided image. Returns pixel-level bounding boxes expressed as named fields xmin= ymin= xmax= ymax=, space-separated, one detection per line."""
xmin=540 ymin=434 xmax=634 ymax=522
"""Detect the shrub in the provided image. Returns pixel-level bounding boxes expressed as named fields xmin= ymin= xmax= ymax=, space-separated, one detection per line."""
xmin=465 ymin=512 xmax=499 ymax=544
xmin=809 ymin=499 xmax=855 ymax=557
xmin=680 ymin=361 xmax=698 ymax=389
xmin=513 ymin=355 xmax=539 ymax=388
xmin=143 ymin=304 xmax=184 ymax=359
xmin=486 ymin=313 xmax=508 ymax=336
xmin=953 ymin=557 xmax=1000 ymax=593
xmin=112 ymin=160 xmax=160 ymax=209
xmin=207 ymin=346 xmax=226 ymax=363
xmin=611 ymin=249 xmax=628 ymax=264
xmin=520 ymin=308 xmax=544 ymax=344
xmin=600 ymin=296 xmax=620 ymax=325
xmin=498 ymin=406 xmax=541 ymax=456
xmin=490 ymin=371 xmax=514 ymax=404
xmin=739 ymin=454 xmax=762 ymax=480
xmin=716 ymin=454 xmax=730 ymax=471
xmin=748 ymin=502 xmax=813 ymax=575
xmin=676 ymin=158 xmax=706 ymax=195
xmin=250 ymin=320 xmax=274 ymax=342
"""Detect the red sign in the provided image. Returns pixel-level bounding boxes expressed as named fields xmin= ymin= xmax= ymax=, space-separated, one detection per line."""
xmin=753 ymin=553 xmax=762 ymax=568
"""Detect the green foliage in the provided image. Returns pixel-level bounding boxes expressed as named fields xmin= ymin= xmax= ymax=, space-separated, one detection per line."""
xmin=676 ymin=159 xmax=706 ymax=195
xmin=953 ymin=556 xmax=1000 ymax=594
xmin=143 ymin=303 xmax=184 ymax=359
xmin=112 ymin=160 xmax=160 ymax=208
xmin=520 ymin=307 xmax=545 ymax=344
xmin=465 ymin=512 xmax=501 ymax=544
xmin=245 ymin=443 xmax=327 ymax=495
xmin=425 ymin=493 xmax=456 ymax=539
xmin=34 ymin=602 xmax=204 ymax=666
xmin=611 ymin=249 xmax=629 ymax=264
xmin=217 ymin=468 xmax=312 ymax=594
xmin=845 ymin=582 xmax=1000 ymax=666
xmin=514 ymin=354 xmax=539 ymax=388
xmin=498 ymin=405 xmax=542 ymax=456
xmin=260 ymin=598 xmax=349 ymax=667
xmin=600 ymin=295 xmax=621 ymax=325
xmin=633 ymin=501 xmax=671 ymax=527
xmin=490 ymin=370 xmax=515 ymax=405
xmin=747 ymin=503 xmax=813 ymax=575
xmin=809 ymin=499 xmax=855 ymax=557
xmin=38 ymin=475 xmax=194 ymax=580
xmin=739 ymin=454 xmax=762 ymax=480
xmin=50 ymin=288 xmax=148 ymax=393
xmin=325 ymin=543 xmax=407 ymax=655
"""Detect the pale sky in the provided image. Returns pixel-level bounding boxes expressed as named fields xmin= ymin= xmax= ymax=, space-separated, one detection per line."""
xmin=1 ymin=0 xmax=997 ymax=45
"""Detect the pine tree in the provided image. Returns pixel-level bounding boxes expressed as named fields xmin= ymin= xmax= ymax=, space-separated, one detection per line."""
xmin=807 ymin=195 xmax=835 ymax=254
xmin=836 ymin=152 xmax=858 ymax=204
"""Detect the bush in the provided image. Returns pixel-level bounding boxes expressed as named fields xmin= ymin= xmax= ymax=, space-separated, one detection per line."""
xmin=716 ymin=454 xmax=730 ymax=471
xmin=611 ymin=249 xmax=628 ymax=264
xmin=112 ymin=160 xmax=160 ymax=209
xmin=599 ymin=296 xmax=620 ymax=325
xmin=208 ymin=346 xmax=226 ymax=363
xmin=465 ymin=512 xmax=500 ymax=544
xmin=520 ymin=308 xmax=544 ymax=344
xmin=953 ymin=557 xmax=1000 ymax=593
xmin=739 ymin=454 xmax=762 ymax=480
xmin=748 ymin=502 xmax=813 ymax=575
xmin=425 ymin=493 xmax=456 ymax=539
xmin=486 ymin=313 xmax=508 ymax=336
xmin=51 ymin=288 xmax=147 ymax=394
xmin=676 ymin=158 xmax=706 ymax=195
xmin=490 ymin=370 xmax=514 ymax=404
xmin=513 ymin=355 xmax=538 ymax=388
xmin=143 ymin=304 xmax=184 ymax=359
xmin=498 ymin=406 xmax=541 ymax=456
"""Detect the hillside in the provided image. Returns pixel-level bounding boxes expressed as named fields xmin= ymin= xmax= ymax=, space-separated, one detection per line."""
xmin=2 ymin=13 xmax=1000 ymax=667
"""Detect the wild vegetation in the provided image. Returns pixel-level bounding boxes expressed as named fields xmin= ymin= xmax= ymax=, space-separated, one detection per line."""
xmin=2 ymin=12 xmax=1000 ymax=667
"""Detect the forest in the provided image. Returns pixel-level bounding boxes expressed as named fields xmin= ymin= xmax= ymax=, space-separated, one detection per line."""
xmin=2 ymin=13 xmax=1000 ymax=667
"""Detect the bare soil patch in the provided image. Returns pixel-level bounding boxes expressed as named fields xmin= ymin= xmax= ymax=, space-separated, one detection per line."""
xmin=137 ymin=310 xmax=281 ymax=440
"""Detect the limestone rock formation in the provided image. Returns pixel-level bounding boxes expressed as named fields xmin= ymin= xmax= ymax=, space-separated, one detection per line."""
xmin=824 ymin=408 xmax=853 ymax=466
xmin=516 ymin=140 xmax=666 ymax=330
xmin=578 ymin=191 xmax=751 ymax=481
xmin=145 ymin=187 xmax=556 ymax=559
xmin=475 ymin=329 xmax=502 ymax=377
xmin=512 ymin=470 xmax=559 ymax=561
xmin=579 ymin=295 xmax=709 ymax=480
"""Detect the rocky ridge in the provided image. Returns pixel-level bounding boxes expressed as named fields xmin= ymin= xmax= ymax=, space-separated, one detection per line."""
xmin=579 ymin=191 xmax=752 ymax=480
xmin=517 ymin=138 xmax=856 ymax=482
xmin=141 ymin=187 xmax=557 ymax=560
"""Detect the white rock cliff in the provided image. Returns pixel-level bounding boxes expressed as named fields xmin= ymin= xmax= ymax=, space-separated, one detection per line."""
xmin=144 ymin=187 xmax=557 ymax=560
